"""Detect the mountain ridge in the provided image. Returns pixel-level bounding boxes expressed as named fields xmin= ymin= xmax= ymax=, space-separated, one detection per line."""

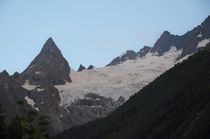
xmin=0 ymin=15 xmax=209 ymax=137
xmin=57 ymin=43 xmax=210 ymax=139
xmin=107 ymin=15 xmax=210 ymax=66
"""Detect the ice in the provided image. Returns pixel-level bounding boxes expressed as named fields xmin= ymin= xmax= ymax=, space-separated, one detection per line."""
xmin=55 ymin=47 xmax=182 ymax=107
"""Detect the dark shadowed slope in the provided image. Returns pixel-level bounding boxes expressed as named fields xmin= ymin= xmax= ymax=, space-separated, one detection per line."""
xmin=58 ymin=43 xmax=210 ymax=139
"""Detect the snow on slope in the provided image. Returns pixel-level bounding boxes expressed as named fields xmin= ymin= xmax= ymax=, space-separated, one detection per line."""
xmin=55 ymin=47 xmax=182 ymax=107
xmin=197 ymin=38 xmax=210 ymax=48
xmin=24 ymin=96 xmax=39 ymax=111
xmin=22 ymin=80 xmax=38 ymax=90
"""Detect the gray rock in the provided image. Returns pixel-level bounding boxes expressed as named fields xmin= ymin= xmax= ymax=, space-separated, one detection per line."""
xmin=107 ymin=50 xmax=137 ymax=66
xmin=137 ymin=46 xmax=151 ymax=58
xmin=151 ymin=16 xmax=210 ymax=57
xmin=21 ymin=37 xmax=71 ymax=85
xmin=87 ymin=65 xmax=94 ymax=70
xmin=77 ymin=64 xmax=86 ymax=72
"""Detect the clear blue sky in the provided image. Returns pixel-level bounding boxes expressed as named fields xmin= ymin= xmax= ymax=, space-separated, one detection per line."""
xmin=0 ymin=0 xmax=210 ymax=74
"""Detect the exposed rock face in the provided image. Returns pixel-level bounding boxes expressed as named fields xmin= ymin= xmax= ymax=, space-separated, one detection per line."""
xmin=0 ymin=70 xmax=9 ymax=80
xmin=21 ymin=37 xmax=71 ymax=85
xmin=0 ymin=70 xmax=67 ymax=135
xmin=77 ymin=64 xmax=86 ymax=72
xmin=87 ymin=65 xmax=94 ymax=70
xmin=27 ymin=84 xmax=66 ymax=134
xmin=0 ymin=70 xmax=28 ymax=124
xmin=137 ymin=46 xmax=151 ymax=58
xmin=62 ymin=93 xmax=125 ymax=127
xmin=0 ymin=38 xmax=127 ymax=135
xmin=107 ymin=50 xmax=137 ymax=66
xmin=19 ymin=38 xmax=73 ymax=134
xmin=151 ymin=16 xmax=210 ymax=57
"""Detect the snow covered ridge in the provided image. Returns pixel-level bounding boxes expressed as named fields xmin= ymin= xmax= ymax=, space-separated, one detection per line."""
xmin=55 ymin=47 xmax=183 ymax=107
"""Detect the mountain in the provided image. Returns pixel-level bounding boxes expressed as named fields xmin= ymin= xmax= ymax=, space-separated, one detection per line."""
xmin=0 ymin=16 xmax=210 ymax=137
xmin=21 ymin=37 xmax=72 ymax=85
xmin=56 ymin=46 xmax=181 ymax=109
xmin=107 ymin=16 xmax=210 ymax=66
xmin=58 ymin=43 xmax=210 ymax=139
xmin=54 ymin=16 xmax=210 ymax=135
xmin=58 ymin=16 xmax=210 ymax=117
xmin=0 ymin=38 xmax=74 ymax=135
xmin=151 ymin=16 xmax=210 ymax=57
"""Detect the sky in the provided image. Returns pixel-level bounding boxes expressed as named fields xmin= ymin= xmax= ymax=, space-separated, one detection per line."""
xmin=0 ymin=0 xmax=210 ymax=74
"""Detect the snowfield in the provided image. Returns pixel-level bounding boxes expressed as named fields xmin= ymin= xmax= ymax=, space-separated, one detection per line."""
xmin=55 ymin=47 xmax=183 ymax=107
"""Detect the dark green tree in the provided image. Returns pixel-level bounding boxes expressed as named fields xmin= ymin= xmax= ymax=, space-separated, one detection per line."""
xmin=7 ymin=101 xmax=50 ymax=139
xmin=0 ymin=106 xmax=6 ymax=139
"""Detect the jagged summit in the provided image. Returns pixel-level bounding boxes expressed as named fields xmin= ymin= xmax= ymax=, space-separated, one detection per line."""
xmin=107 ymin=50 xmax=137 ymax=66
xmin=78 ymin=64 xmax=86 ymax=72
xmin=87 ymin=65 xmax=94 ymax=70
xmin=40 ymin=37 xmax=61 ymax=55
xmin=21 ymin=37 xmax=71 ymax=85
xmin=137 ymin=46 xmax=151 ymax=58
xmin=0 ymin=70 xmax=9 ymax=80
xmin=151 ymin=15 xmax=210 ymax=56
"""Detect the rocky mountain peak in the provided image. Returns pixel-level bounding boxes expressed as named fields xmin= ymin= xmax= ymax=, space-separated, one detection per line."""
xmin=121 ymin=50 xmax=137 ymax=60
xmin=21 ymin=37 xmax=71 ymax=85
xmin=150 ymin=16 xmax=210 ymax=57
xmin=0 ymin=70 xmax=9 ymax=80
xmin=87 ymin=65 xmax=94 ymax=70
xmin=138 ymin=46 xmax=151 ymax=58
xmin=40 ymin=37 xmax=61 ymax=55
xmin=107 ymin=50 xmax=137 ymax=66
xmin=161 ymin=31 xmax=171 ymax=37
xmin=150 ymin=31 xmax=176 ymax=55
xmin=78 ymin=64 xmax=86 ymax=72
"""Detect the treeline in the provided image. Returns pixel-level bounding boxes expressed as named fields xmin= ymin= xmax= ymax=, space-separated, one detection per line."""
xmin=0 ymin=101 xmax=50 ymax=139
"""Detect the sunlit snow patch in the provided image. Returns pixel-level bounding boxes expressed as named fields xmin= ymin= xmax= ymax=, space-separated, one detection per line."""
xmin=197 ymin=38 xmax=210 ymax=48
xmin=24 ymin=96 xmax=39 ymax=111
xmin=197 ymin=33 xmax=202 ymax=38
xmin=22 ymin=80 xmax=38 ymax=91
